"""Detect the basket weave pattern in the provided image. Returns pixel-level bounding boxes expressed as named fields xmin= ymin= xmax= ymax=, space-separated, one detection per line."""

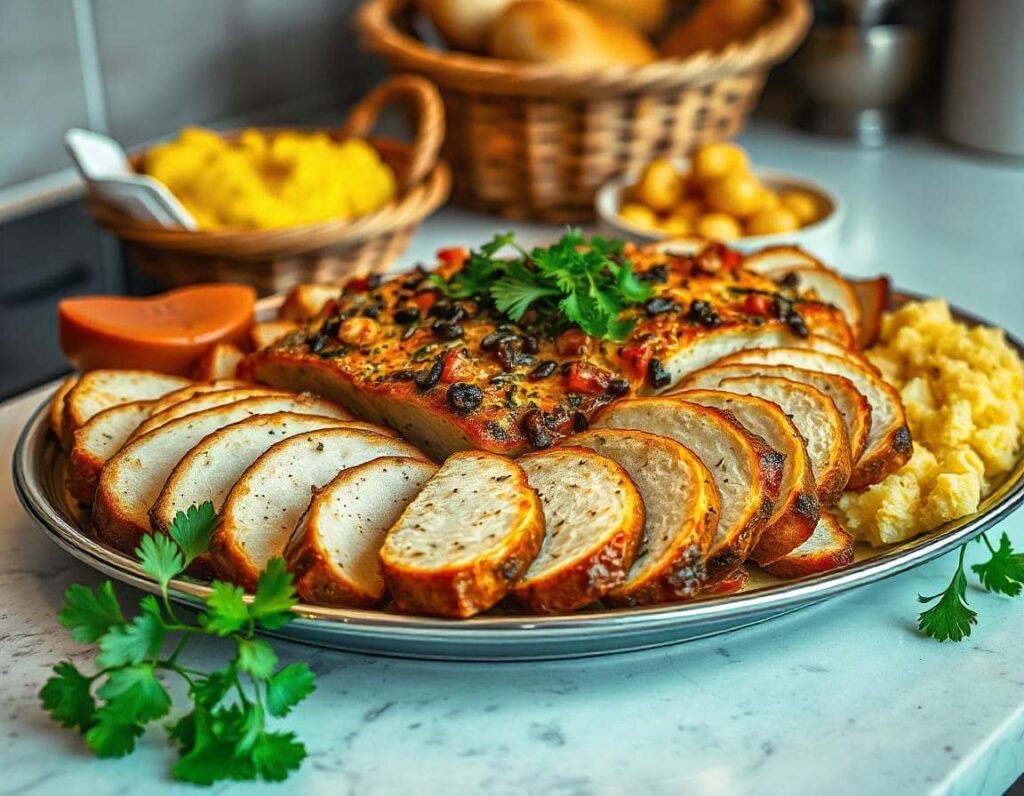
xmin=358 ymin=0 xmax=810 ymax=222
xmin=87 ymin=75 xmax=451 ymax=295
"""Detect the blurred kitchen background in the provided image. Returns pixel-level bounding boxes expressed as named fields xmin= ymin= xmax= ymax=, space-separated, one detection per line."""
xmin=0 ymin=0 xmax=1021 ymax=398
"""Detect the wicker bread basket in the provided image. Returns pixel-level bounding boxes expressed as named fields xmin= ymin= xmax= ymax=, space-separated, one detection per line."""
xmin=86 ymin=75 xmax=451 ymax=295
xmin=358 ymin=0 xmax=810 ymax=222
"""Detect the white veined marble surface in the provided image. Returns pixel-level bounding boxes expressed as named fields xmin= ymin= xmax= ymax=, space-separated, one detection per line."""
xmin=2 ymin=121 xmax=1023 ymax=795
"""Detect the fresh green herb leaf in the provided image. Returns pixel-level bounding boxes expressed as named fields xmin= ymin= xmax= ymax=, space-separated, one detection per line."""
xmin=40 ymin=662 xmax=96 ymax=731
xmin=265 ymin=663 xmax=316 ymax=717
xmin=236 ymin=638 xmax=278 ymax=679
xmin=167 ymin=502 xmax=217 ymax=567
xmin=918 ymin=546 xmax=977 ymax=642
xmin=85 ymin=711 xmax=145 ymax=758
xmin=203 ymin=581 xmax=249 ymax=636
xmin=136 ymin=533 xmax=184 ymax=590
xmin=59 ymin=581 xmax=125 ymax=643
xmin=248 ymin=558 xmax=298 ymax=630
xmin=40 ymin=503 xmax=314 ymax=784
xmin=433 ymin=229 xmax=651 ymax=342
xmin=96 ymin=598 xmax=166 ymax=668
xmin=250 ymin=731 xmax=307 ymax=782
xmin=972 ymin=532 xmax=1024 ymax=597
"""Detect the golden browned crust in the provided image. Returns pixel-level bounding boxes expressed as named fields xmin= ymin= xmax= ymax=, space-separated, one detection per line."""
xmin=511 ymin=447 xmax=645 ymax=613
xmin=761 ymin=514 xmax=854 ymax=579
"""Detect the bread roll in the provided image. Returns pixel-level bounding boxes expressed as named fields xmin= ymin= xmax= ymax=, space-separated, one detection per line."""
xmin=419 ymin=0 xmax=517 ymax=52
xmin=490 ymin=0 xmax=657 ymax=65
xmin=577 ymin=0 xmax=669 ymax=35
xmin=662 ymin=0 xmax=771 ymax=58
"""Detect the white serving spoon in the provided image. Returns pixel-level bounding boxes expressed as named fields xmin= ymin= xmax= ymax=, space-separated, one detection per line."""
xmin=64 ymin=128 xmax=198 ymax=231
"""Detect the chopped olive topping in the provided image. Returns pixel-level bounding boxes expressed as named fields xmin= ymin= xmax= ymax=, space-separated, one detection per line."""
xmin=521 ymin=409 xmax=552 ymax=448
xmin=505 ymin=384 xmax=519 ymax=409
xmin=308 ymin=333 xmax=329 ymax=354
xmin=401 ymin=323 xmax=419 ymax=341
xmin=644 ymin=297 xmax=675 ymax=316
xmin=606 ymin=377 xmax=630 ymax=396
xmin=481 ymin=328 xmax=515 ymax=351
xmin=521 ymin=334 xmax=539 ymax=354
xmin=639 ymin=264 xmax=668 ymax=283
xmin=447 ymin=382 xmax=483 ymax=414
xmin=780 ymin=272 xmax=800 ymax=289
xmin=648 ymin=358 xmax=670 ymax=389
xmin=394 ymin=306 xmax=420 ymax=324
xmin=525 ymin=361 xmax=555 ymax=381
xmin=787 ymin=312 xmax=810 ymax=338
xmin=572 ymin=411 xmax=589 ymax=432
xmin=685 ymin=299 xmax=721 ymax=327
xmin=415 ymin=358 xmax=443 ymax=390
xmin=431 ymin=319 xmax=464 ymax=340
xmin=320 ymin=315 xmax=341 ymax=338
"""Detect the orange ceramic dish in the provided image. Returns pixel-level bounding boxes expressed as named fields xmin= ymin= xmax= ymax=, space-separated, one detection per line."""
xmin=59 ymin=284 xmax=256 ymax=375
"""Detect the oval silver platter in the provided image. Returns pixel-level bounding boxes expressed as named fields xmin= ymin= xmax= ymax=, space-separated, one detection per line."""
xmin=13 ymin=294 xmax=1024 ymax=661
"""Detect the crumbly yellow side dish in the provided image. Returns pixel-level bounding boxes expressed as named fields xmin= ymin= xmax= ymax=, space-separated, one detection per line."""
xmin=145 ymin=127 xmax=396 ymax=231
xmin=838 ymin=300 xmax=1024 ymax=546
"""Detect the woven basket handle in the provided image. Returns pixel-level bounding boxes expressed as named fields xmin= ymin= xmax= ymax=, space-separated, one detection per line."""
xmin=340 ymin=74 xmax=445 ymax=191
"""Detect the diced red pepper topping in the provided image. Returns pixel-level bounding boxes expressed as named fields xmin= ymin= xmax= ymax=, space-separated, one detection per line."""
xmin=437 ymin=247 xmax=469 ymax=268
xmin=413 ymin=291 xmax=438 ymax=313
xmin=564 ymin=362 xmax=613 ymax=395
xmin=439 ymin=347 xmax=470 ymax=383
xmin=740 ymin=293 xmax=774 ymax=317
xmin=344 ymin=275 xmax=371 ymax=293
xmin=620 ymin=340 xmax=654 ymax=380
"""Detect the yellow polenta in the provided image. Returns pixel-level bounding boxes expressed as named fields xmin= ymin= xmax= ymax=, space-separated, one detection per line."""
xmin=838 ymin=299 xmax=1024 ymax=546
xmin=145 ymin=127 xmax=396 ymax=231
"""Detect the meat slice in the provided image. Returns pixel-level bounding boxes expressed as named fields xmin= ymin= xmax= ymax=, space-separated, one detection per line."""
xmin=61 ymin=369 xmax=190 ymax=447
xmin=512 ymin=447 xmax=645 ymax=613
xmin=211 ymin=429 xmax=426 ymax=590
xmin=286 ymin=457 xmax=438 ymax=608
xmin=146 ymin=379 xmax=251 ymax=416
xmin=93 ymin=395 xmax=353 ymax=555
xmin=50 ymin=375 xmax=79 ymax=445
xmin=676 ymin=389 xmax=820 ymax=566
xmin=380 ymin=452 xmax=545 ymax=618
xmin=567 ymin=429 xmax=721 ymax=605
xmin=67 ymin=400 xmax=154 ymax=505
xmin=674 ymin=361 xmax=871 ymax=464
xmin=149 ymin=411 xmax=387 ymax=535
xmin=717 ymin=347 xmax=912 ymax=488
xmin=761 ymin=513 xmax=854 ymax=578
xmin=130 ymin=387 xmax=298 ymax=438
xmin=593 ymin=398 xmax=783 ymax=577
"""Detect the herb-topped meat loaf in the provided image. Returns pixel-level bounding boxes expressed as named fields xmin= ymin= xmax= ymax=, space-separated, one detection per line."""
xmin=241 ymin=232 xmax=853 ymax=458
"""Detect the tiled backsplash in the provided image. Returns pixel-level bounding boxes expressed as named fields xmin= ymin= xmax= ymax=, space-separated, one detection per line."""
xmin=0 ymin=0 xmax=382 ymax=205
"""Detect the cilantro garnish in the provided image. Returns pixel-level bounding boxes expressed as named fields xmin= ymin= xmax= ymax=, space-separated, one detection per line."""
xmin=430 ymin=229 xmax=652 ymax=342
xmin=917 ymin=531 xmax=1023 ymax=642
xmin=39 ymin=503 xmax=315 ymax=784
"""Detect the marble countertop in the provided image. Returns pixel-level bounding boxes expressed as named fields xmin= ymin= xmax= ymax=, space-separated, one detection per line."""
xmin=3 ymin=121 xmax=1023 ymax=795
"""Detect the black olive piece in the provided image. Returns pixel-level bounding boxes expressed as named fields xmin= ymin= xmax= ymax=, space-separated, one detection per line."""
xmin=639 ymin=264 xmax=668 ymax=283
xmin=560 ymin=361 xmax=574 ymax=375
xmin=572 ymin=411 xmax=589 ymax=432
xmin=648 ymin=358 xmax=671 ymax=389
xmin=401 ymin=323 xmax=419 ymax=341
xmin=447 ymin=382 xmax=483 ymax=415
xmin=521 ymin=409 xmax=552 ymax=448
xmin=685 ymin=299 xmax=721 ymax=328
xmin=780 ymin=272 xmax=800 ymax=289
xmin=394 ymin=306 xmax=420 ymax=324
xmin=320 ymin=316 xmax=341 ymax=338
xmin=772 ymin=296 xmax=792 ymax=320
xmin=606 ymin=378 xmax=630 ymax=396
xmin=309 ymin=333 xmax=329 ymax=354
xmin=360 ymin=305 xmax=381 ymax=320
xmin=528 ymin=361 xmax=557 ymax=381
xmin=428 ymin=299 xmax=460 ymax=319
xmin=787 ymin=312 xmax=810 ymax=338
xmin=521 ymin=334 xmax=539 ymax=354
xmin=415 ymin=359 xmax=443 ymax=390
xmin=496 ymin=336 xmax=522 ymax=372
xmin=481 ymin=329 xmax=515 ymax=351
xmin=644 ymin=297 xmax=675 ymax=316
xmin=431 ymin=319 xmax=464 ymax=340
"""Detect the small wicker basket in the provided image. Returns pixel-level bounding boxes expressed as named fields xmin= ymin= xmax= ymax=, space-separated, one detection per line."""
xmin=86 ymin=74 xmax=452 ymax=295
xmin=358 ymin=0 xmax=810 ymax=222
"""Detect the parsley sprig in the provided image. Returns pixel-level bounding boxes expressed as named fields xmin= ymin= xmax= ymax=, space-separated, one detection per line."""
xmin=917 ymin=531 xmax=1024 ymax=642
xmin=39 ymin=503 xmax=315 ymax=784
xmin=431 ymin=229 xmax=652 ymax=342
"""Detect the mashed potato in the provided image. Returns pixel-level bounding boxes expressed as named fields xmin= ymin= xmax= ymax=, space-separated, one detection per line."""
xmin=145 ymin=127 xmax=397 ymax=231
xmin=838 ymin=299 xmax=1024 ymax=546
